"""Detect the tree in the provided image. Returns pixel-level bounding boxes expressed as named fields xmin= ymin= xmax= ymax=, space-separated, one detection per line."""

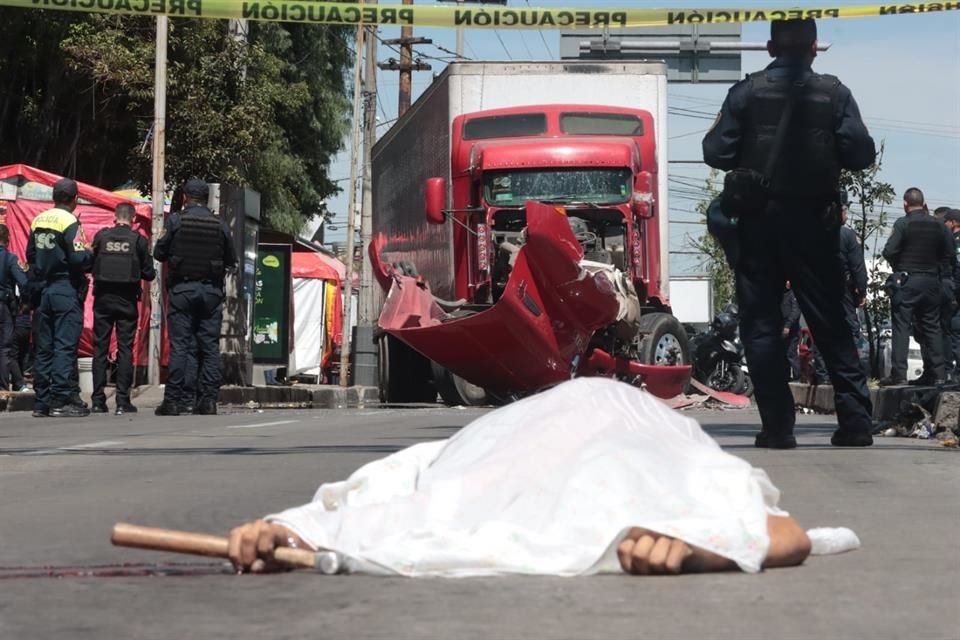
xmin=0 ymin=10 xmax=140 ymax=186
xmin=840 ymin=143 xmax=895 ymax=379
xmin=686 ymin=169 xmax=736 ymax=314
xmin=0 ymin=10 xmax=352 ymax=235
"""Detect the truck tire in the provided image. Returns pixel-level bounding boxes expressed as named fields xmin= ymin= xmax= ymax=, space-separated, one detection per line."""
xmin=378 ymin=334 xmax=437 ymax=403
xmin=636 ymin=313 xmax=690 ymax=366
xmin=430 ymin=362 xmax=493 ymax=406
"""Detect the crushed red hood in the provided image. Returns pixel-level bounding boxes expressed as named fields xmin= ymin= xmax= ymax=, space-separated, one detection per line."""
xmin=377 ymin=201 xmax=619 ymax=392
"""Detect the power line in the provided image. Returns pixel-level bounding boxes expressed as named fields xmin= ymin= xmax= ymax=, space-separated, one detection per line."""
xmin=431 ymin=42 xmax=472 ymax=60
xmin=669 ymin=128 xmax=711 ymax=141
xmin=464 ymin=36 xmax=479 ymax=60
xmin=524 ymin=0 xmax=553 ymax=58
xmin=493 ymin=30 xmax=513 ymax=60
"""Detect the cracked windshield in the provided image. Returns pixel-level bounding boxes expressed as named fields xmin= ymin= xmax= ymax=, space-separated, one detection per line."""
xmin=484 ymin=168 xmax=632 ymax=206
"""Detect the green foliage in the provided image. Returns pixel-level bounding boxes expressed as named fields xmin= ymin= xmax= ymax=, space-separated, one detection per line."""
xmin=686 ymin=169 xmax=736 ymax=314
xmin=840 ymin=142 xmax=895 ymax=379
xmin=0 ymin=10 xmax=352 ymax=235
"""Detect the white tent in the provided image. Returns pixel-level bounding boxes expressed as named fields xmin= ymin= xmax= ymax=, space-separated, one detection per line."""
xmin=288 ymin=251 xmax=345 ymax=377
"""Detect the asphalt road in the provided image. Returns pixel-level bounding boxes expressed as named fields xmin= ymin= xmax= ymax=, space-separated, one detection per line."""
xmin=0 ymin=404 xmax=957 ymax=639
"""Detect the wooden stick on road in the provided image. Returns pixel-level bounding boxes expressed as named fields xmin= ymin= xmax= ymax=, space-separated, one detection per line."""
xmin=111 ymin=522 xmax=343 ymax=573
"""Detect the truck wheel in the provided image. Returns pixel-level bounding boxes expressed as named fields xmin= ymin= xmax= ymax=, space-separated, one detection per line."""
xmin=636 ymin=313 xmax=690 ymax=366
xmin=430 ymin=362 xmax=493 ymax=406
xmin=378 ymin=334 xmax=437 ymax=403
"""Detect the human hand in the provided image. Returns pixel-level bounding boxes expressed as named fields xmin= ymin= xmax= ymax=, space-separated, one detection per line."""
xmin=617 ymin=528 xmax=692 ymax=575
xmin=782 ymin=327 xmax=790 ymax=338
xmin=227 ymin=519 xmax=306 ymax=574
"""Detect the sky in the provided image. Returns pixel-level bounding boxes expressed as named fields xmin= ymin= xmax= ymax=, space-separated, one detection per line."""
xmin=318 ymin=1 xmax=960 ymax=276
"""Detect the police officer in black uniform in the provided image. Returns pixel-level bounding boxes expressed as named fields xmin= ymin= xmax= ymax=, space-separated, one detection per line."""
xmin=942 ymin=209 xmax=960 ymax=378
xmin=703 ymin=19 xmax=877 ymax=448
xmin=837 ymin=193 xmax=868 ymax=341
xmin=154 ymin=179 xmax=237 ymax=416
xmin=0 ymin=224 xmax=28 ymax=390
xmin=26 ymin=178 xmax=93 ymax=418
xmin=90 ymin=203 xmax=156 ymax=415
xmin=881 ymin=188 xmax=954 ymax=386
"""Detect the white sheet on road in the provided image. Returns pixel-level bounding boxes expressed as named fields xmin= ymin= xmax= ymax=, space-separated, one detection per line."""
xmin=268 ymin=378 xmax=786 ymax=577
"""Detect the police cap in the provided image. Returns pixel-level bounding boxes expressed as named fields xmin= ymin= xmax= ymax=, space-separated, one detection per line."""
xmin=944 ymin=209 xmax=960 ymax=223
xmin=52 ymin=178 xmax=79 ymax=204
xmin=771 ymin=18 xmax=817 ymax=49
xmin=182 ymin=178 xmax=209 ymax=200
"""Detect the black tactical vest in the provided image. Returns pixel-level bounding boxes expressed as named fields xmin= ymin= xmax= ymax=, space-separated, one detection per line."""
xmin=94 ymin=226 xmax=140 ymax=284
xmin=898 ymin=214 xmax=946 ymax=274
xmin=739 ymin=70 xmax=841 ymax=198
xmin=169 ymin=208 xmax=224 ymax=283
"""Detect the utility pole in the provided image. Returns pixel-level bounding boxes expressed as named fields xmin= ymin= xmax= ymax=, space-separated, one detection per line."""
xmin=398 ymin=0 xmax=414 ymax=115
xmin=148 ymin=16 xmax=168 ymax=387
xmin=359 ymin=24 xmax=378 ymax=328
xmin=338 ymin=25 xmax=366 ymax=387
xmin=378 ymin=0 xmax=431 ymax=117
xmin=351 ymin=15 xmax=381 ymax=387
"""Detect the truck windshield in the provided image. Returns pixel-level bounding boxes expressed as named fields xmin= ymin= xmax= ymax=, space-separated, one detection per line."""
xmin=484 ymin=169 xmax=632 ymax=206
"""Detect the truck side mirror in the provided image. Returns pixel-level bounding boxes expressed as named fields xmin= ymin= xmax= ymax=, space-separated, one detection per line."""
xmin=425 ymin=177 xmax=447 ymax=225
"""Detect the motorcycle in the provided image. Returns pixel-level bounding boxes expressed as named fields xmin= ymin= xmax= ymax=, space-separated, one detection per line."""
xmin=688 ymin=304 xmax=753 ymax=395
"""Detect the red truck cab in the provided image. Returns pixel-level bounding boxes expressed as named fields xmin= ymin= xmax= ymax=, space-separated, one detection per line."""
xmin=427 ymin=104 xmax=665 ymax=311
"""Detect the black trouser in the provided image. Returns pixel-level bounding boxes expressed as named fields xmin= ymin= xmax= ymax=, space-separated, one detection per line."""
xmin=8 ymin=322 xmax=30 ymax=389
xmin=31 ymin=308 xmax=47 ymax=410
xmin=163 ymin=282 xmax=223 ymax=408
xmin=0 ymin=304 xmax=13 ymax=391
xmin=92 ymin=292 xmax=139 ymax=406
xmin=842 ymin=291 xmax=862 ymax=339
xmin=735 ymin=199 xmax=874 ymax=436
xmin=785 ymin=323 xmax=801 ymax=379
xmin=890 ymin=273 xmax=944 ymax=380
xmin=947 ymin=310 xmax=960 ymax=376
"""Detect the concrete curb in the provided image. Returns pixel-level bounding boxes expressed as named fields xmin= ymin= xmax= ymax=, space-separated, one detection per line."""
xmin=790 ymin=381 xmax=960 ymax=422
xmin=0 ymin=386 xmax=381 ymax=412
xmin=218 ymin=385 xmax=380 ymax=410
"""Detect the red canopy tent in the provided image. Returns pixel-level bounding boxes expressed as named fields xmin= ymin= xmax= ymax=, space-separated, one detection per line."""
xmin=0 ymin=164 xmax=153 ymax=364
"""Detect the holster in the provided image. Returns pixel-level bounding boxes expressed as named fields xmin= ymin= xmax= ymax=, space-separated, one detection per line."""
xmin=721 ymin=169 xmax=769 ymax=219
xmin=706 ymin=196 xmax=740 ymax=269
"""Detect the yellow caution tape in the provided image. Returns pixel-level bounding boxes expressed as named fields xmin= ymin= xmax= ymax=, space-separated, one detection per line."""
xmin=1 ymin=1 xmax=957 ymax=27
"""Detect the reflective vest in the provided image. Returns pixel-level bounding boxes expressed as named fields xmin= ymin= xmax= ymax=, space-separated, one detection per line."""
xmin=30 ymin=207 xmax=81 ymax=280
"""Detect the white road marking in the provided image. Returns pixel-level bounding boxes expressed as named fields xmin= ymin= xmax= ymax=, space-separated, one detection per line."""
xmin=22 ymin=440 xmax=125 ymax=455
xmin=226 ymin=420 xmax=299 ymax=430
xmin=62 ymin=440 xmax=126 ymax=450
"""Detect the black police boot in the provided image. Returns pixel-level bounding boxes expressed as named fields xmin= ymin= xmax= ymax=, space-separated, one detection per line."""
xmin=195 ymin=398 xmax=218 ymax=416
xmin=831 ymin=429 xmax=874 ymax=447
xmin=50 ymin=403 xmax=91 ymax=418
xmin=755 ymin=431 xmax=798 ymax=449
xmin=91 ymin=401 xmax=109 ymax=414
xmin=32 ymin=406 xmax=49 ymax=418
xmin=154 ymin=402 xmax=181 ymax=417
xmin=115 ymin=402 xmax=138 ymax=416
